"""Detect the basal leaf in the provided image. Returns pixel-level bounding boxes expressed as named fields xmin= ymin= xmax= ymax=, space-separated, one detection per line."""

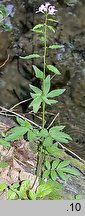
xmin=29 ymin=96 xmax=42 ymax=113
xmin=62 ymin=167 xmax=80 ymax=176
xmin=33 ymin=65 xmax=43 ymax=79
xmin=19 ymin=180 xmax=30 ymax=199
xmin=6 ymin=190 xmax=18 ymax=200
xmin=46 ymin=144 xmax=63 ymax=157
xmin=52 ymin=160 xmax=60 ymax=170
xmin=44 ymin=75 xmax=50 ymax=95
xmin=5 ymin=127 xmax=29 ymax=141
xmin=0 ymin=183 xmax=7 ymax=192
xmin=20 ymin=54 xmax=41 ymax=60
xmin=57 ymin=160 xmax=70 ymax=169
xmin=47 ymin=65 xmax=61 ymax=75
xmin=43 ymin=170 xmax=50 ymax=178
xmin=16 ymin=117 xmax=32 ymax=129
xmin=45 ymin=160 xmax=51 ymax=170
xmin=29 ymin=84 xmax=42 ymax=94
xmin=49 ymin=44 xmax=64 ymax=49
xmin=0 ymin=161 xmax=9 ymax=167
xmin=36 ymin=182 xmax=52 ymax=198
xmin=0 ymin=139 xmax=11 ymax=148
xmin=47 ymin=89 xmax=65 ymax=98
xmin=57 ymin=170 xmax=69 ymax=181
xmin=51 ymin=170 xmax=57 ymax=181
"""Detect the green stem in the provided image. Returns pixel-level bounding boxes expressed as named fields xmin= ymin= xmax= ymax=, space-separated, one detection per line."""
xmin=42 ymin=14 xmax=48 ymax=128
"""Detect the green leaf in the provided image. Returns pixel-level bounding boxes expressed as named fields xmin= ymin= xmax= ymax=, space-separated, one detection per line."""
xmin=6 ymin=190 xmax=18 ymax=200
xmin=5 ymin=127 xmax=29 ymax=141
xmin=52 ymin=160 xmax=60 ymax=170
xmin=28 ymin=190 xmax=36 ymax=200
xmin=39 ymin=129 xmax=49 ymax=138
xmin=75 ymin=194 xmax=81 ymax=200
xmin=0 ymin=161 xmax=9 ymax=167
xmin=20 ymin=54 xmax=41 ymax=60
xmin=16 ymin=117 xmax=32 ymax=129
xmin=49 ymin=44 xmax=64 ymax=49
xmin=49 ymin=125 xmax=65 ymax=132
xmin=36 ymin=182 xmax=52 ymax=198
xmin=33 ymin=65 xmax=43 ymax=79
xmin=10 ymin=183 xmax=20 ymax=190
xmin=45 ymin=160 xmax=51 ymax=170
xmin=57 ymin=160 xmax=70 ymax=169
xmin=0 ymin=183 xmax=7 ymax=192
xmin=29 ymin=96 xmax=42 ymax=113
xmin=51 ymin=170 xmax=57 ymax=181
xmin=33 ymin=29 xmax=43 ymax=33
xmin=48 ymin=18 xmax=57 ymax=22
xmin=47 ymin=99 xmax=58 ymax=104
xmin=19 ymin=180 xmax=30 ymax=199
xmin=47 ymin=89 xmax=65 ymax=98
xmin=47 ymin=25 xmax=55 ymax=33
xmin=62 ymin=167 xmax=80 ymax=176
xmin=44 ymin=75 xmax=50 ymax=95
xmin=49 ymin=127 xmax=72 ymax=144
xmin=46 ymin=144 xmax=63 ymax=157
xmin=43 ymin=136 xmax=53 ymax=147
xmin=57 ymin=170 xmax=69 ymax=181
xmin=42 ymin=96 xmax=56 ymax=105
xmin=27 ymin=130 xmax=36 ymax=142
xmin=0 ymin=139 xmax=11 ymax=148
xmin=32 ymin=24 xmax=44 ymax=30
xmin=29 ymin=84 xmax=42 ymax=94
xmin=47 ymin=65 xmax=61 ymax=75
xmin=43 ymin=170 xmax=50 ymax=178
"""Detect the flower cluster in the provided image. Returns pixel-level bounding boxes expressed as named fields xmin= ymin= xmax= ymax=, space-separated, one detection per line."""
xmin=36 ymin=2 xmax=57 ymax=15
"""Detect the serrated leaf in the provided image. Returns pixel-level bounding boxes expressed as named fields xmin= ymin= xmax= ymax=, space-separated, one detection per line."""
xmin=32 ymin=24 xmax=44 ymax=30
xmin=20 ymin=54 xmax=41 ymax=60
xmin=16 ymin=117 xmax=32 ymax=129
xmin=49 ymin=44 xmax=64 ymax=49
xmin=52 ymin=160 xmax=60 ymax=169
xmin=44 ymin=75 xmax=50 ymax=95
xmin=0 ymin=139 xmax=11 ymax=148
xmin=29 ymin=96 xmax=42 ymax=113
xmin=29 ymin=84 xmax=42 ymax=94
xmin=62 ymin=167 xmax=80 ymax=176
xmin=47 ymin=89 xmax=65 ymax=98
xmin=43 ymin=170 xmax=50 ymax=178
xmin=45 ymin=160 xmax=51 ymax=170
xmin=36 ymin=182 xmax=52 ymax=198
xmin=19 ymin=180 xmax=30 ymax=199
xmin=39 ymin=129 xmax=49 ymax=138
xmin=57 ymin=170 xmax=69 ymax=181
xmin=51 ymin=170 xmax=57 ymax=181
xmin=33 ymin=65 xmax=43 ymax=79
xmin=0 ymin=161 xmax=9 ymax=167
xmin=48 ymin=25 xmax=55 ymax=33
xmin=27 ymin=130 xmax=36 ymax=142
xmin=57 ymin=160 xmax=70 ymax=169
xmin=43 ymin=136 xmax=53 ymax=147
xmin=46 ymin=144 xmax=63 ymax=157
xmin=47 ymin=65 xmax=61 ymax=75
xmin=0 ymin=183 xmax=7 ymax=192
xmin=5 ymin=127 xmax=29 ymax=141
xmin=28 ymin=189 xmax=36 ymax=200
xmin=49 ymin=127 xmax=72 ymax=144
xmin=6 ymin=190 xmax=18 ymax=200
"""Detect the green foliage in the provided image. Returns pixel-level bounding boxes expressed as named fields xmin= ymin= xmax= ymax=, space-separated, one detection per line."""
xmin=43 ymin=159 xmax=80 ymax=182
xmin=33 ymin=65 xmax=43 ymax=79
xmin=47 ymin=25 xmax=55 ymax=33
xmin=20 ymin=54 xmax=41 ymax=60
xmin=49 ymin=44 xmax=64 ymax=49
xmin=0 ymin=138 xmax=11 ymax=148
xmin=47 ymin=65 xmax=61 ymax=75
xmin=49 ymin=126 xmax=72 ymax=143
xmin=0 ymin=183 xmax=7 ymax=192
xmin=0 ymin=4 xmax=12 ymax=31
xmin=0 ymin=161 xmax=9 ymax=168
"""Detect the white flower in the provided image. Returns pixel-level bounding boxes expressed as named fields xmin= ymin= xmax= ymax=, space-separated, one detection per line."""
xmin=36 ymin=2 xmax=57 ymax=15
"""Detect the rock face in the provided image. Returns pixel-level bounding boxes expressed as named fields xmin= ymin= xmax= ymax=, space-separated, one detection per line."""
xmin=0 ymin=0 xmax=85 ymax=160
